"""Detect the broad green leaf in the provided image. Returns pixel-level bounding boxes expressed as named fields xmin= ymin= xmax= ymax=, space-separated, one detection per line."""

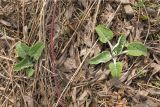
xmin=89 ymin=51 xmax=112 ymax=64
xmin=14 ymin=57 xmax=33 ymax=71
xmin=96 ymin=25 xmax=114 ymax=43
xmin=113 ymin=34 xmax=126 ymax=55
xmin=109 ymin=61 xmax=123 ymax=78
xmin=16 ymin=42 xmax=29 ymax=58
xmin=28 ymin=41 xmax=45 ymax=60
xmin=127 ymin=42 xmax=147 ymax=56
xmin=26 ymin=68 xmax=34 ymax=77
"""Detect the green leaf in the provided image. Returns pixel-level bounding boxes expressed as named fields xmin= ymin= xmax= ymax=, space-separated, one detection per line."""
xmin=14 ymin=57 xmax=33 ymax=71
xmin=16 ymin=42 xmax=29 ymax=58
xmin=96 ymin=25 xmax=114 ymax=43
xmin=28 ymin=41 xmax=45 ymax=60
xmin=26 ymin=68 xmax=34 ymax=77
xmin=127 ymin=42 xmax=147 ymax=56
xmin=113 ymin=34 xmax=126 ymax=55
xmin=89 ymin=51 xmax=112 ymax=64
xmin=109 ymin=61 xmax=123 ymax=78
xmin=133 ymin=0 xmax=145 ymax=10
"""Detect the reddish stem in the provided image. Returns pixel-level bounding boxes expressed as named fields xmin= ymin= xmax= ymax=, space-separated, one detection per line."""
xmin=50 ymin=1 xmax=65 ymax=107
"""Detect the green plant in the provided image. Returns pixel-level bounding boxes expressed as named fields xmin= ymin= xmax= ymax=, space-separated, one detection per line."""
xmin=133 ymin=0 xmax=145 ymax=10
xmin=89 ymin=25 xmax=147 ymax=78
xmin=14 ymin=41 xmax=45 ymax=77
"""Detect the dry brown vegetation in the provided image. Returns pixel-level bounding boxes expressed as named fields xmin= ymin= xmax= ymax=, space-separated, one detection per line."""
xmin=0 ymin=0 xmax=160 ymax=107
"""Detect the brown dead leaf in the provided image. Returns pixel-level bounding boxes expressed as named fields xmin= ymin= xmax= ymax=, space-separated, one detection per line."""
xmin=153 ymin=54 xmax=160 ymax=64
xmin=124 ymin=5 xmax=134 ymax=15
xmin=150 ymin=63 xmax=160 ymax=72
xmin=0 ymin=19 xmax=11 ymax=27
xmin=0 ymin=6 xmax=4 ymax=16
xmin=137 ymin=90 xmax=149 ymax=97
xmin=83 ymin=34 xmax=92 ymax=47
xmin=125 ymin=68 xmax=136 ymax=85
xmin=133 ymin=103 xmax=148 ymax=107
xmin=90 ymin=44 xmax=101 ymax=57
xmin=80 ymin=48 xmax=89 ymax=57
xmin=0 ymin=87 xmax=5 ymax=91
xmin=147 ymin=88 xmax=160 ymax=96
xmin=115 ymin=0 xmax=130 ymax=4
xmin=2 ymin=4 xmax=15 ymax=16
xmin=23 ymin=95 xmax=34 ymax=107
xmin=65 ymin=5 xmax=74 ymax=20
xmin=95 ymin=68 xmax=108 ymax=81
xmin=78 ymin=0 xmax=88 ymax=8
xmin=89 ymin=99 xmax=97 ymax=107
xmin=101 ymin=11 xmax=114 ymax=23
xmin=18 ymin=0 xmax=37 ymax=4
xmin=71 ymin=87 xmax=77 ymax=103
xmin=64 ymin=57 xmax=77 ymax=70
xmin=145 ymin=99 xmax=159 ymax=107
xmin=78 ymin=90 xmax=89 ymax=101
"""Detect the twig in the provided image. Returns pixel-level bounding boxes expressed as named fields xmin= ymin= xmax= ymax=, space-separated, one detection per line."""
xmin=0 ymin=55 xmax=14 ymax=62
xmin=143 ymin=2 xmax=151 ymax=44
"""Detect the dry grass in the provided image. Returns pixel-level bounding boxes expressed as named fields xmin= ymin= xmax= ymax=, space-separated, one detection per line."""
xmin=0 ymin=0 xmax=160 ymax=107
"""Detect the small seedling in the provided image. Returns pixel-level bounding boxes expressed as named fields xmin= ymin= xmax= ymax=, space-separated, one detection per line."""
xmin=89 ymin=25 xmax=147 ymax=78
xmin=133 ymin=0 xmax=145 ymax=10
xmin=14 ymin=41 xmax=45 ymax=77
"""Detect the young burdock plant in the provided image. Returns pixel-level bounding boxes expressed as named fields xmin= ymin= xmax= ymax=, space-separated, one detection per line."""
xmin=14 ymin=41 xmax=45 ymax=77
xmin=89 ymin=25 xmax=147 ymax=78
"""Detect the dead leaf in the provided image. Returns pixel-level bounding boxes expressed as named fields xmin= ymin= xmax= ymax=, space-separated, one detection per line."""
xmin=137 ymin=90 xmax=148 ymax=97
xmin=125 ymin=68 xmax=136 ymax=85
xmin=124 ymin=5 xmax=134 ymax=15
xmin=133 ymin=103 xmax=148 ymax=107
xmin=90 ymin=44 xmax=101 ymax=57
xmin=78 ymin=0 xmax=88 ymax=8
xmin=95 ymin=68 xmax=108 ymax=81
xmin=64 ymin=57 xmax=77 ymax=70
xmin=145 ymin=99 xmax=159 ymax=107
xmin=150 ymin=63 xmax=160 ymax=72
xmin=23 ymin=95 xmax=34 ymax=107
xmin=80 ymin=48 xmax=89 ymax=57
xmin=78 ymin=90 xmax=88 ymax=101
xmin=101 ymin=11 xmax=114 ymax=23
xmin=115 ymin=0 xmax=130 ymax=4
xmin=18 ymin=0 xmax=37 ymax=4
xmin=83 ymin=34 xmax=92 ymax=47
xmin=65 ymin=5 xmax=74 ymax=20
xmin=0 ymin=19 xmax=11 ymax=27
xmin=71 ymin=87 xmax=77 ymax=103
xmin=147 ymin=88 xmax=160 ymax=96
